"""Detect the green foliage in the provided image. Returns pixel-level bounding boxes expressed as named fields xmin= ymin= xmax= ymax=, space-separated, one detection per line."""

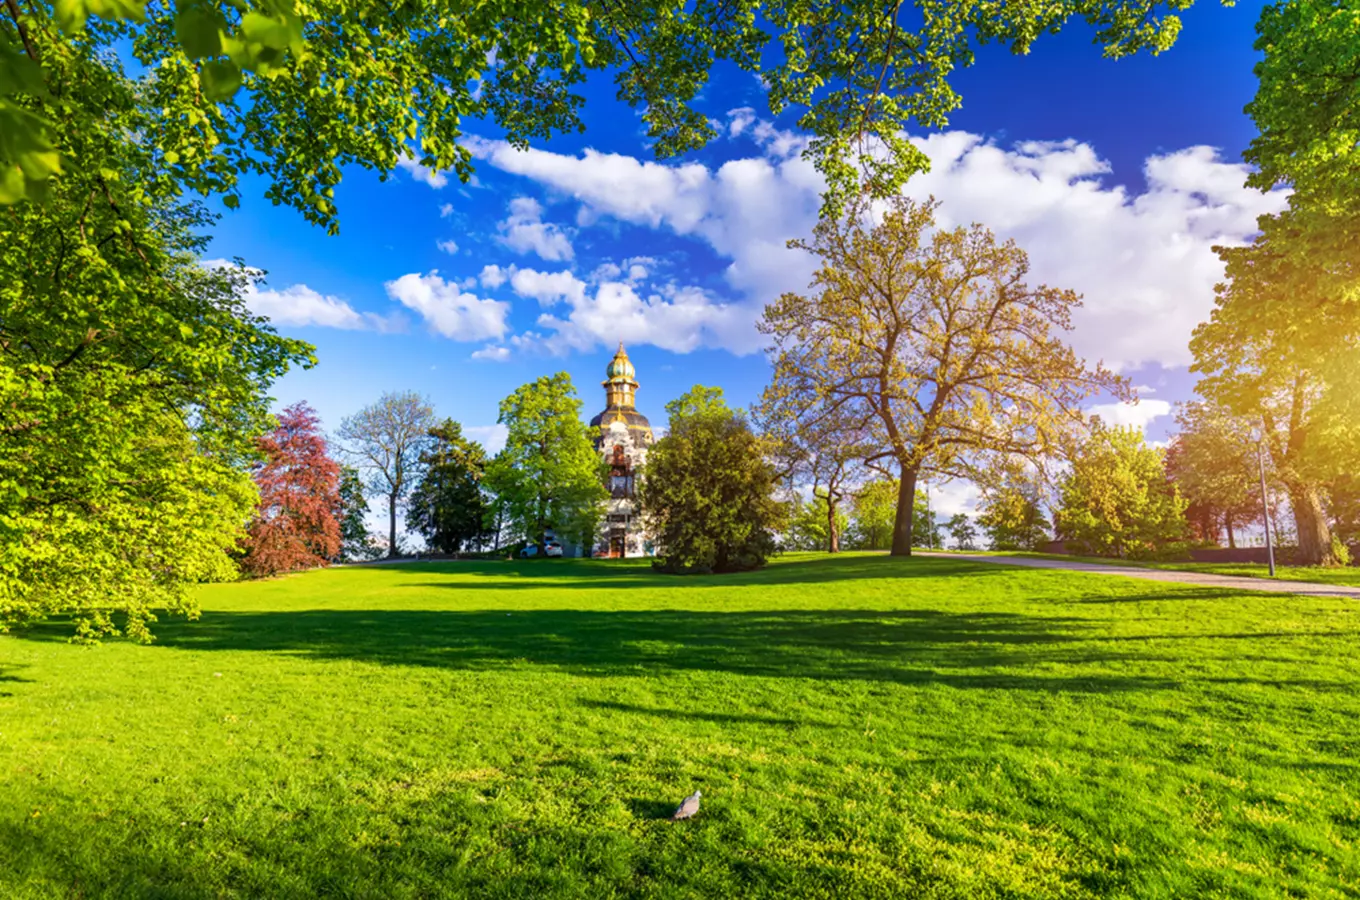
xmin=1165 ymin=401 xmax=1261 ymax=546
xmin=484 ymin=373 xmax=605 ymax=552
xmin=946 ymin=513 xmax=978 ymax=550
xmin=3 ymin=0 xmax=1203 ymax=223
xmin=912 ymin=491 xmax=942 ymax=550
xmin=337 ymin=465 xmax=375 ymax=561
xmin=1056 ymin=424 xmax=1189 ymax=560
xmin=4 ymin=555 xmax=1360 ymax=896
xmin=977 ymin=484 xmax=1051 ymax=552
xmin=406 ymin=419 xmax=493 ymax=555
xmin=0 ymin=108 xmax=309 ymax=637
xmin=844 ymin=479 xmax=898 ymax=551
xmin=783 ymin=491 xmax=849 ymax=553
xmin=761 ymin=196 xmax=1124 ymax=556
xmin=640 ymin=386 xmax=781 ymax=573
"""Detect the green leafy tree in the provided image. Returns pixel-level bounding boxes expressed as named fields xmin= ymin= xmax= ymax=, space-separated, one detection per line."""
xmin=1055 ymin=424 xmax=1189 ymax=559
xmin=784 ymin=491 xmax=851 ymax=553
xmin=947 ymin=514 xmax=978 ymax=551
xmin=484 ymin=374 xmax=605 ymax=552
xmin=338 ymin=392 xmax=437 ymax=558
xmin=337 ymin=465 xmax=374 ymax=561
xmin=0 ymin=128 xmax=309 ymax=638
xmin=1164 ymin=401 xmax=1260 ymax=547
xmin=406 ymin=419 xmax=492 ymax=555
xmin=846 ymin=479 xmax=898 ymax=551
xmin=639 ymin=386 xmax=782 ymax=573
xmin=761 ymin=196 xmax=1123 ymax=557
xmin=976 ymin=484 xmax=1052 ymax=552
xmin=4 ymin=0 xmax=1202 ymax=216
xmin=912 ymin=491 xmax=942 ymax=550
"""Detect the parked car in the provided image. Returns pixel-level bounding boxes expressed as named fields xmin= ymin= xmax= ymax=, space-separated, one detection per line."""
xmin=519 ymin=544 xmax=539 ymax=558
xmin=544 ymin=541 xmax=564 ymax=558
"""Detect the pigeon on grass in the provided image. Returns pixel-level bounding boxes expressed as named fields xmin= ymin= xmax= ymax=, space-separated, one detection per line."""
xmin=671 ymin=790 xmax=701 ymax=821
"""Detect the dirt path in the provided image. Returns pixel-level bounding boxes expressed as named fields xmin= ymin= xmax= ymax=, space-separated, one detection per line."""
xmin=917 ymin=552 xmax=1360 ymax=598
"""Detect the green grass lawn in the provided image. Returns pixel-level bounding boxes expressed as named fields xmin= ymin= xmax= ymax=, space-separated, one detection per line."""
xmin=959 ymin=550 xmax=1360 ymax=589
xmin=3 ymin=554 xmax=1358 ymax=898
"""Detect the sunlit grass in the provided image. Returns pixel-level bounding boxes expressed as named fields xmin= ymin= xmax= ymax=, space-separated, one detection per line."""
xmin=958 ymin=550 xmax=1360 ymax=588
xmin=2 ymin=553 xmax=1357 ymax=897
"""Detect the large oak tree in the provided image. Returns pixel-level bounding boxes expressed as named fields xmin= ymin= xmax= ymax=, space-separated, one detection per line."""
xmin=760 ymin=196 xmax=1125 ymax=556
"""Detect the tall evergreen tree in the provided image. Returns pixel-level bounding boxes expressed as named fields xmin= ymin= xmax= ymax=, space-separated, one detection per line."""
xmin=337 ymin=466 xmax=373 ymax=561
xmin=407 ymin=420 xmax=492 ymax=555
xmin=240 ymin=403 xmax=342 ymax=577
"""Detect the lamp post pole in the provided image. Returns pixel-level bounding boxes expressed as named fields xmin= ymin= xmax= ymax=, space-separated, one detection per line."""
xmin=1257 ymin=438 xmax=1276 ymax=578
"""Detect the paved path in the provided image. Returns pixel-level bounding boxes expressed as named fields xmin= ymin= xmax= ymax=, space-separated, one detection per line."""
xmin=916 ymin=552 xmax=1360 ymax=598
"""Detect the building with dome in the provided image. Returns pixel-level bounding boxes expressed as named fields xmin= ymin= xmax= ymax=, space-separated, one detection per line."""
xmin=588 ymin=344 xmax=655 ymax=558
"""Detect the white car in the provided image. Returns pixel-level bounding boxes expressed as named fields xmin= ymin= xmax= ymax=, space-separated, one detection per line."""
xmin=544 ymin=541 xmax=564 ymax=558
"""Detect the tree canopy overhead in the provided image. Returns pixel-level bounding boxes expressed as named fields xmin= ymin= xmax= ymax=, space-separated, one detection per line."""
xmin=3 ymin=0 xmax=1208 ymax=222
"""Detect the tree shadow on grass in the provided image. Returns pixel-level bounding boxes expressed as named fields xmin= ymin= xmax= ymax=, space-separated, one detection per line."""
xmin=0 ymin=666 xmax=29 ymax=698
xmin=91 ymin=606 xmax=1184 ymax=693
xmin=351 ymin=553 xmax=1016 ymax=592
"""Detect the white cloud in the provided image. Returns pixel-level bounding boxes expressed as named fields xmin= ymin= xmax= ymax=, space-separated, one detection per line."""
xmin=478 ymin=264 xmax=508 ymax=289
xmin=507 ymin=268 xmax=588 ymax=306
xmin=465 ymin=424 xmax=508 ymax=454
xmin=397 ymin=152 xmax=448 ymax=189
xmin=436 ymin=239 xmax=459 ymax=254
xmin=384 ymin=272 xmax=510 ymax=341
xmin=497 ymin=196 xmax=574 ymax=261
xmin=439 ymin=203 xmax=455 ymax=218
xmin=465 ymin=132 xmax=1288 ymax=369
xmin=202 ymin=259 xmax=398 ymax=331
xmin=1086 ymin=399 xmax=1174 ymax=433
xmin=471 ymin=344 xmax=511 ymax=362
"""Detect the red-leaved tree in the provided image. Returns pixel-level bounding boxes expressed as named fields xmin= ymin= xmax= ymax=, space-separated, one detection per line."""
xmin=241 ymin=402 xmax=343 ymax=577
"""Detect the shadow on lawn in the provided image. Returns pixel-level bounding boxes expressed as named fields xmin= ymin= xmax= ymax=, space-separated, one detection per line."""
xmin=349 ymin=553 xmax=1016 ymax=591
xmin=124 ymin=606 xmax=1181 ymax=692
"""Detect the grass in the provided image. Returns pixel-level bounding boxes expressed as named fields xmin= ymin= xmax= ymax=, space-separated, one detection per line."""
xmin=2 ymin=553 xmax=1358 ymax=898
xmin=955 ymin=550 xmax=1360 ymax=589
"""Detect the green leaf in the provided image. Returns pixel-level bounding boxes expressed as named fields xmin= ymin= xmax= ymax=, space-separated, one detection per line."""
xmin=0 ymin=165 xmax=24 ymax=204
xmin=174 ymin=5 xmax=226 ymax=59
xmin=199 ymin=60 xmax=242 ymax=101
xmin=241 ymin=11 xmax=301 ymax=52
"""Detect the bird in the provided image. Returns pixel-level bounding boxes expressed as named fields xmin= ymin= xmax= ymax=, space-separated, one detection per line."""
xmin=670 ymin=789 xmax=701 ymax=821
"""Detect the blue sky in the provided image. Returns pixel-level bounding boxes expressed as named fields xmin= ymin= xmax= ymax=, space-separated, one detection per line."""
xmin=207 ymin=1 xmax=1288 ymax=513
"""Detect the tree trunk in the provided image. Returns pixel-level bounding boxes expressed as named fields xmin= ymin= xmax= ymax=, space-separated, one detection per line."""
xmin=387 ymin=492 xmax=398 ymax=558
xmin=1225 ymin=513 xmax=1236 ymax=549
xmin=827 ymin=498 xmax=840 ymax=554
xmin=890 ymin=468 xmax=918 ymax=556
xmin=1290 ymin=483 xmax=1337 ymax=566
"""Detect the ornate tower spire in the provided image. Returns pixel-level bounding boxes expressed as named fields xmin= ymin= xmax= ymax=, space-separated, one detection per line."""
xmin=603 ymin=343 xmax=638 ymax=410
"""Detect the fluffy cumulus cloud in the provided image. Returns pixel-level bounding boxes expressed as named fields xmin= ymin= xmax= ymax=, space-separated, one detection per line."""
xmin=464 ymin=424 xmax=509 ymax=453
xmin=464 ymin=128 xmax=1288 ymax=368
xmin=497 ymin=196 xmax=574 ymax=261
xmin=436 ymin=238 xmax=459 ymax=255
xmin=384 ymin=272 xmax=510 ymax=341
xmin=1085 ymin=398 xmax=1174 ymax=433
xmin=202 ymin=259 xmax=399 ymax=331
xmin=397 ymin=153 xmax=448 ymax=189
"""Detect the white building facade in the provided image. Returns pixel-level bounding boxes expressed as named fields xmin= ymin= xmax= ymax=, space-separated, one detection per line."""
xmin=588 ymin=345 xmax=655 ymax=558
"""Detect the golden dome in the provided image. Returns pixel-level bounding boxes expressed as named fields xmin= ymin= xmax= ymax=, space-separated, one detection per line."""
xmin=605 ymin=343 xmax=635 ymax=382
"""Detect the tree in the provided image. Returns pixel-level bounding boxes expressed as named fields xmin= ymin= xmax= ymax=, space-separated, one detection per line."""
xmin=0 ymin=129 xmax=310 ymax=639
xmin=846 ymin=479 xmax=898 ymax=551
xmin=337 ymin=466 xmax=374 ymax=561
xmin=484 ymin=374 xmax=605 ymax=551
xmin=912 ymin=490 xmax=942 ymax=550
xmin=406 ymin=419 xmax=492 ymax=555
xmin=784 ymin=491 xmax=851 ymax=553
xmin=976 ymin=483 xmax=1051 ymax=552
xmin=757 ymin=396 xmax=871 ymax=554
xmin=1190 ymin=236 xmax=1357 ymax=565
xmin=338 ymin=392 xmax=436 ymax=558
xmin=947 ymin=514 xmax=978 ymax=550
xmin=639 ymin=386 xmax=782 ymax=573
xmin=761 ymin=196 xmax=1124 ymax=558
xmin=3 ymin=0 xmax=1201 ymax=221
xmin=240 ymin=402 xmax=342 ymax=577
xmin=1055 ymin=424 xmax=1189 ymax=559
xmin=1164 ymin=401 xmax=1260 ymax=547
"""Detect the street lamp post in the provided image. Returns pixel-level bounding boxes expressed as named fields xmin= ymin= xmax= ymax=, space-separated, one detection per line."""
xmin=1256 ymin=436 xmax=1276 ymax=578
